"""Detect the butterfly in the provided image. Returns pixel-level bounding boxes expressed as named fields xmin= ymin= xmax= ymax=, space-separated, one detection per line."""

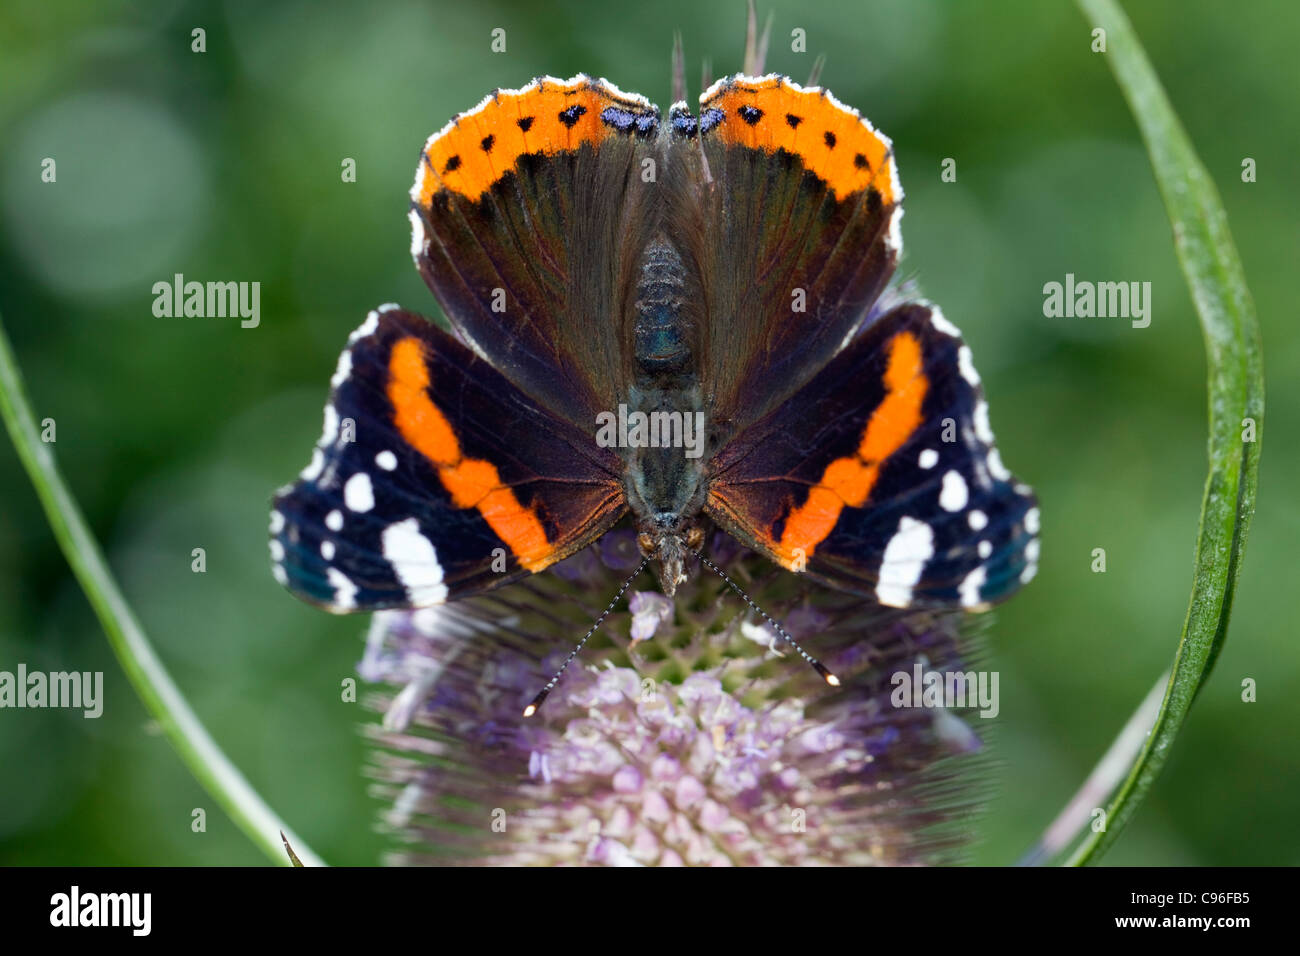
xmin=270 ymin=73 xmax=1039 ymax=621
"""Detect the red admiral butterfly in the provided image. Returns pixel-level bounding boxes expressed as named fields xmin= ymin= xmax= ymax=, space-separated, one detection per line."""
xmin=271 ymin=74 xmax=1038 ymax=634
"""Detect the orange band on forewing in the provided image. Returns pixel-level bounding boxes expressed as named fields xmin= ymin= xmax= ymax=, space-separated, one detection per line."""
xmin=701 ymin=76 xmax=897 ymax=204
xmin=414 ymin=76 xmax=656 ymax=204
xmin=776 ymin=331 xmax=927 ymax=566
xmin=386 ymin=337 xmax=552 ymax=570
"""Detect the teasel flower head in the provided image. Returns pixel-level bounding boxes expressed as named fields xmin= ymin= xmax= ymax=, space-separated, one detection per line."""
xmin=359 ymin=528 xmax=990 ymax=866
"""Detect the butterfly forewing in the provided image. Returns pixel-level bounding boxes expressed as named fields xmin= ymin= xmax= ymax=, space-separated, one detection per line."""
xmin=272 ymin=307 xmax=626 ymax=612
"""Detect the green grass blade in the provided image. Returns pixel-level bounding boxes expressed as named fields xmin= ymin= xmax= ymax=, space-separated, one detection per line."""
xmin=1066 ymin=0 xmax=1264 ymax=865
xmin=0 ymin=314 xmax=326 ymax=867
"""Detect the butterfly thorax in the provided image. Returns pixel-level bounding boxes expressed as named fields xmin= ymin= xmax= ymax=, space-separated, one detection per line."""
xmin=625 ymin=236 xmax=708 ymax=594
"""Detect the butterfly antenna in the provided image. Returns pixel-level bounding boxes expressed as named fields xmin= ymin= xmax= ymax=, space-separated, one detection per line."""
xmin=694 ymin=56 xmax=715 ymax=185
xmin=672 ymin=31 xmax=686 ymax=104
xmin=743 ymin=0 xmax=760 ymax=75
xmin=522 ymin=556 xmax=651 ymax=718
xmin=807 ymin=52 xmax=826 ymax=87
xmin=754 ymin=10 xmax=773 ymax=75
xmin=690 ymin=548 xmax=840 ymax=687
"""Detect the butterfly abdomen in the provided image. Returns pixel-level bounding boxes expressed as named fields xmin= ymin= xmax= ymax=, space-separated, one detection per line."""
xmin=623 ymin=235 xmax=709 ymax=525
xmin=633 ymin=237 xmax=693 ymax=380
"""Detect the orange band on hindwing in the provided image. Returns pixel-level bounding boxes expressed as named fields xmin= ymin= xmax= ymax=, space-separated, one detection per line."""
xmin=776 ymin=331 xmax=927 ymax=565
xmin=412 ymin=75 xmax=659 ymax=205
xmin=386 ymin=336 xmax=552 ymax=571
xmin=700 ymin=75 xmax=899 ymax=204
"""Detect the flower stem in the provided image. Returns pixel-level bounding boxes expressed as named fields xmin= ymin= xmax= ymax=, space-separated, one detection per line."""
xmin=0 ymin=314 xmax=325 ymax=867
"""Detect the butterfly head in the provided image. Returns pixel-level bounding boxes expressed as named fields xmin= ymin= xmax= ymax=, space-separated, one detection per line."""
xmin=637 ymin=518 xmax=704 ymax=597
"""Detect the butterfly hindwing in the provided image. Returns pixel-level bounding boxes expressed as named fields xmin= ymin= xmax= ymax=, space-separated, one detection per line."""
xmin=271 ymin=307 xmax=627 ymax=612
xmin=706 ymin=301 xmax=1039 ymax=609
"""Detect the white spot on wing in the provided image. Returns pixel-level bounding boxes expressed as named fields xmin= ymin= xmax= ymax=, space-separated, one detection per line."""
xmin=929 ymin=307 xmax=961 ymax=338
xmin=348 ymin=311 xmax=380 ymax=345
xmin=375 ymin=450 xmax=398 ymax=471
xmin=939 ymin=470 xmax=969 ymax=512
xmin=958 ymin=345 xmax=981 ymax=386
xmin=409 ymin=207 xmax=427 ymax=260
xmin=919 ymin=448 xmax=939 ymax=470
xmin=330 ymin=349 xmax=352 ymax=390
xmin=968 ymin=509 xmax=988 ymax=531
xmin=875 ymin=517 xmax=934 ymax=607
xmin=1021 ymin=538 xmax=1040 ymax=584
xmin=959 ymin=566 xmax=986 ymax=608
xmin=321 ymin=404 xmax=340 ymax=446
xmin=973 ymin=401 xmax=995 ymax=444
xmin=978 ymin=540 xmax=992 ymax=559
xmin=987 ymin=447 xmax=1012 ymax=481
xmin=325 ymin=509 xmax=344 ymax=532
xmin=887 ymin=205 xmax=904 ymax=258
xmin=382 ymin=517 xmax=449 ymax=605
xmin=300 ymin=448 xmax=325 ymax=481
xmin=327 ymin=567 xmax=358 ymax=609
xmin=1024 ymin=507 xmax=1040 ymax=534
xmin=345 ymin=472 xmax=375 ymax=512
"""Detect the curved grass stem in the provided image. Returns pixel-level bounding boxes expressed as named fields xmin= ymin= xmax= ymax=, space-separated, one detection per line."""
xmin=0 ymin=315 xmax=325 ymax=867
xmin=1060 ymin=0 xmax=1263 ymax=865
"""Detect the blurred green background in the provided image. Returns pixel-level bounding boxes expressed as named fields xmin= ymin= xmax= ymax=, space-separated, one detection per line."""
xmin=0 ymin=0 xmax=1293 ymax=866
